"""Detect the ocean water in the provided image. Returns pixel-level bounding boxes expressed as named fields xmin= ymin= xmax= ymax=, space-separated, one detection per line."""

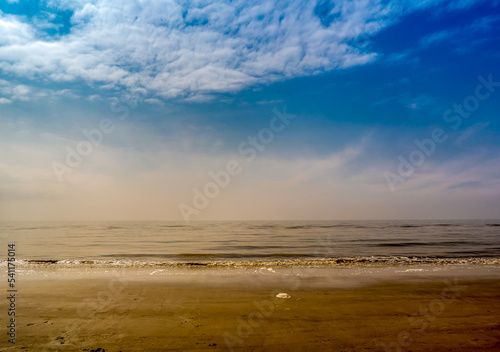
xmin=1 ymin=220 xmax=499 ymax=267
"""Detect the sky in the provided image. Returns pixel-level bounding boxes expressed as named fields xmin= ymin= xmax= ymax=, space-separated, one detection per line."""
xmin=0 ymin=0 xmax=499 ymax=221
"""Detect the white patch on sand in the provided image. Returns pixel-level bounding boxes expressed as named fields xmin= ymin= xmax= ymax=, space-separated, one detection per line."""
xmin=276 ymin=293 xmax=291 ymax=298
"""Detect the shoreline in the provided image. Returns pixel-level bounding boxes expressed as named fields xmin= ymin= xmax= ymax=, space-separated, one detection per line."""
xmin=2 ymin=255 xmax=500 ymax=270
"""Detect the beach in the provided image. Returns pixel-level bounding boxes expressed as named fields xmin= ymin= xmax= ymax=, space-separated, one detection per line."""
xmin=2 ymin=265 xmax=500 ymax=351
xmin=2 ymin=0 xmax=500 ymax=348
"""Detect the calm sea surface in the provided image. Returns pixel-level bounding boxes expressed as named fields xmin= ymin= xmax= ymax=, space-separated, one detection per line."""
xmin=1 ymin=220 xmax=499 ymax=265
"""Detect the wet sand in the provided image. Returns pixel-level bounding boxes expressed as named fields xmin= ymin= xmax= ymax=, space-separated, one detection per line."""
xmin=1 ymin=268 xmax=500 ymax=351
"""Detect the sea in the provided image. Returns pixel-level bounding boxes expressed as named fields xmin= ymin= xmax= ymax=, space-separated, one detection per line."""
xmin=1 ymin=220 xmax=499 ymax=268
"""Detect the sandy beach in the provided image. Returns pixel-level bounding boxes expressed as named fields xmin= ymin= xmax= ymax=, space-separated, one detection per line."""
xmin=2 ymin=0 xmax=500 ymax=348
xmin=1 ymin=266 xmax=499 ymax=351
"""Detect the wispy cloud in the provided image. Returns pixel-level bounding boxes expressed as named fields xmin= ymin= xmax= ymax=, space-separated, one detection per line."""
xmin=1 ymin=0 xmax=498 ymax=221
xmin=372 ymin=92 xmax=437 ymax=111
xmin=0 ymin=80 xmax=82 ymax=102
xmin=0 ymin=0 xmax=448 ymax=101
xmin=453 ymin=122 xmax=489 ymax=146
xmin=419 ymin=14 xmax=500 ymax=48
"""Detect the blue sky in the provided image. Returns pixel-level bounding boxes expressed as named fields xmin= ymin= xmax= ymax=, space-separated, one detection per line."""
xmin=1 ymin=0 xmax=499 ymax=220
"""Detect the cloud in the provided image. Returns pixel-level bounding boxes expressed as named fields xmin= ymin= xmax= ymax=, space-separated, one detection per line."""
xmin=390 ymin=150 xmax=500 ymax=194
xmin=0 ymin=0 xmax=447 ymax=101
xmin=54 ymin=89 xmax=79 ymax=99
xmin=453 ymin=122 xmax=489 ymax=146
xmin=372 ymin=92 xmax=437 ymax=110
xmin=403 ymin=95 xmax=437 ymax=110
xmin=86 ymin=94 xmax=102 ymax=102
xmin=447 ymin=180 xmax=482 ymax=190
xmin=0 ymin=81 xmax=76 ymax=102
xmin=144 ymin=98 xmax=163 ymax=105
xmin=0 ymin=83 xmax=31 ymax=101
xmin=419 ymin=14 xmax=500 ymax=48
xmin=0 ymin=115 xmax=370 ymax=220
xmin=446 ymin=0 xmax=498 ymax=10
xmin=1 ymin=111 xmax=499 ymax=220
xmin=0 ymin=15 xmax=34 ymax=46
xmin=420 ymin=27 xmax=459 ymax=46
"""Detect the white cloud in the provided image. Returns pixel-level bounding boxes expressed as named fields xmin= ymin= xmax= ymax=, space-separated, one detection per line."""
xmin=0 ymin=16 xmax=34 ymax=46
xmin=13 ymin=84 xmax=30 ymax=96
xmin=0 ymin=0 xmax=441 ymax=100
xmin=144 ymin=98 xmax=163 ymax=105
xmin=0 ymin=81 xmax=88 ymax=102
xmin=54 ymin=89 xmax=79 ymax=99
xmin=0 ymin=84 xmax=31 ymax=101
xmin=86 ymin=94 xmax=103 ymax=102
